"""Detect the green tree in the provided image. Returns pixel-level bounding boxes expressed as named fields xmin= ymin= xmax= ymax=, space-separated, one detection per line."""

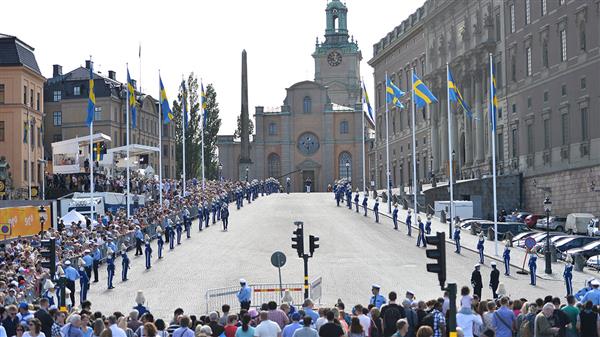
xmin=233 ymin=115 xmax=254 ymax=139
xmin=172 ymin=73 xmax=202 ymax=179
xmin=202 ymin=84 xmax=222 ymax=180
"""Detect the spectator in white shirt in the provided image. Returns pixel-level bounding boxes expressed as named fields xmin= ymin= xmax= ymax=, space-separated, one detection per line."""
xmin=254 ymin=312 xmax=281 ymax=337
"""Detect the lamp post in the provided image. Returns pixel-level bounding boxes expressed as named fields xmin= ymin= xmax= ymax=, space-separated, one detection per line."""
xmin=218 ymin=163 xmax=223 ymax=181
xmin=38 ymin=205 xmax=47 ymax=238
xmin=544 ymin=197 xmax=552 ymax=274
xmin=345 ymin=161 xmax=350 ymax=181
xmin=245 ymin=167 xmax=249 ymax=182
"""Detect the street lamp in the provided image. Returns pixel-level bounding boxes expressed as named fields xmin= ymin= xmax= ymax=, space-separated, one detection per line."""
xmin=345 ymin=161 xmax=350 ymax=181
xmin=544 ymin=197 xmax=552 ymax=274
xmin=245 ymin=167 xmax=249 ymax=182
xmin=38 ymin=205 xmax=47 ymax=238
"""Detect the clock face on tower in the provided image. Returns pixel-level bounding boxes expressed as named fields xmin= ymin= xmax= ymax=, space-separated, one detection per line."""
xmin=298 ymin=132 xmax=320 ymax=156
xmin=327 ymin=51 xmax=343 ymax=67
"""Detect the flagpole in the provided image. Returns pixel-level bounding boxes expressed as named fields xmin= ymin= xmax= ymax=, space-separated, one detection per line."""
xmin=182 ymin=76 xmax=186 ymax=197
xmin=138 ymin=43 xmax=142 ymax=92
xmin=27 ymin=110 xmax=31 ymax=200
xmin=126 ymin=63 xmax=131 ymax=219
xmin=446 ymin=63 xmax=454 ymax=238
xmin=361 ymin=79 xmax=366 ymax=193
xmin=158 ymin=71 xmax=163 ymax=208
xmin=88 ymin=57 xmax=94 ymax=223
xmin=490 ymin=53 xmax=499 ymax=256
xmin=385 ymin=73 xmax=391 ymax=213
xmin=410 ymin=69 xmax=418 ymax=215
xmin=374 ymin=107 xmax=378 ymax=193
xmin=201 ymin=81 xmax=206 ymax=191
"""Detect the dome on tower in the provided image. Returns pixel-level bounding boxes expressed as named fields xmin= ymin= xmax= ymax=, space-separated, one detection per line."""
xmin=326 ymin=0 xmax=347 ymax=10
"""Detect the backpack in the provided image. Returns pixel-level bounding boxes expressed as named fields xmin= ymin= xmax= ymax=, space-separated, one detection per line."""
xmin=382 ymin=305 xmax=404 ymax=335
xmin=421 ymin=312 xmax=435 ymax=329
xmin=519 ymin=317 xmax=532 ymax=337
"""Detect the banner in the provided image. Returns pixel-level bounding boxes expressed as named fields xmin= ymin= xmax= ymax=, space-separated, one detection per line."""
xmin=0 ymin=179 xmax=5 ymax=197
xmin=0 ymin=206 xmax=51 ymax=239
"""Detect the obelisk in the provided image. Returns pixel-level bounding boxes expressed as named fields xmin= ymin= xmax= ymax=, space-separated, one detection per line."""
xmin=239 ymin=50 xmax=252 ymax=180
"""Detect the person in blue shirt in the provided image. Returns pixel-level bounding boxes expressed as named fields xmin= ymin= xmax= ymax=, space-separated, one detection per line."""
xmin=564 ymin=257 xmax=573 ymax=296
xmin=92 ymin=246 xmax=101 ymax=283
xmin=392 ymin=203 xmax=399 ymax=230
xmin=106 ymin=237 xmax=117 ymax=254
xmin=121 ymin=244 xmax=130 ymax=281
xmin=373 ymin=198 xmax=380 ymax=223
xmin=581 ymin=279 xmax=600 ymax=305
xmin=134 ymin=227 xmax=143 ymax=256
xmin=77 ymin=259 xmax=89 ymax=304
xmin=286 ymin=177 xmax=291 ymax=194
xmin=167 ymin=219 xmax=175 ymax=250
xmin=354 ymin=189 xmax=360 ymax=213
xmin=369 ymin=284 xmax=386 ymax=308
xmin=82 ymin=250 xmax=93 ymax=280
xmin=237 ymin=278 xmax=252 ymax=310
xmin=198 ymin=202 xmax=205 ymax=230
xmin=144 ymin=235 xmax=152 ymax=269
xmin=212 ymin=201 xmax=218 ymax=224
xmin=106 ymin=249 xmax=115 ymax=289
xmin=346 ymin=187 xmax=352 ymax=209
xmin=204 ymin=202 xmax=210 ymax=228
xmin=575 ymin=279 xmax=595 ymax=301
xmin=335 ymin=187 xmax=341 ymax=207
xmin=406 ymin=210 xmax=412 ymax=236
xmin=175 ymin=216 xmax=183 ymax=245
xmin=453 ymin=224 xmax=461 ymax=253
xmin=362 ymin=194 xmax=368 ymax=216
xmin=477 ymin=233 xmax=485 ymax=264
xmin=528 ymin=251 xmax=537 ymax=286
xmin=222 ymin=205 xmax=230 ymax=231
xmin=156 ymin=226 xmax=164 ymax=259
xmin=425 ymin=215 xmax=432 ymax=235
xmin=183 ymin=208 xmax=191 ymax=239
xmin=63 ymin=260 xmax=79 ymax=307
xmin=417 ymin=217 xmax=426 ymax=247
xmin=283 ymin=313 xmax=302 ymax=337
xmin=503 ymin=241 xmax=511 ymax=276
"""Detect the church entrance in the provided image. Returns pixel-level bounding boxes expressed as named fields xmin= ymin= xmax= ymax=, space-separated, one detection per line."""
xmin=302 ymin=170 xmax=316 ymax=192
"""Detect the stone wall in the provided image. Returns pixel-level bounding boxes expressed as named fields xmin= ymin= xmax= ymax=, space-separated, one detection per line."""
xmin=523 ymin=166 xmax=600 ymax=217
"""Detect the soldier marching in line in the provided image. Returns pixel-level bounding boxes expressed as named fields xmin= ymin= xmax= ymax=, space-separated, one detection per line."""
xmin=489 ymin=262 xmax=500 ymax=299
xmin=183 ymin=207 xmax=191 ymax=238
xmin=373 ymin=198 xmax=380 ymax=223
xmin=106 ymin=248 xmax=115 ymax=290
xmin=392 ymin=203 xmax=399 ymax=230
xmin=166 ymin=218 xmax=175 ymax=250
xmin=405 ymin=210 xmax=412 ymax=236
xmin=453 ymin=224 xmax=461 ymax=254
xmin=121 ymin=243 xmax=130 ymax=281
xmin=144 ymin=234 xmax=152 ymax=269
xmin=346 ymin=186 xmax=352 ymax=209
xmin=175 ymin=216 xmax=183 ymax=245
xmin=477 ymin=233 xmax=485 ymax=264
xmin=156 ymin=226 xmax=164 ymax=259
xmin=78 ymin=258 xmax=89 ymax=304
xmin=203 ymin=201 xmax=211 ymax=228
xmin=362 ymin=193 xmax=368 ymax=216
xmin=222 ymin=205 xmax=230 ymax=231
xmin=416 ymin=217 xmax=426 ymax=248
xmin=503 ymin=241 xmax=511 ymax=276
xmin=354 ymin=189 xmax=360 ymax=212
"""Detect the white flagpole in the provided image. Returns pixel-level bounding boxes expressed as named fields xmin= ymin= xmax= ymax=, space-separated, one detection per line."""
xmin=126 ymin=63 xmax=131 ymax=218
xmin=89 ymin=57 xmax=94 ymax=223
xmin=201 ymin=80 xmax=206 ymax=191
xmin=158 ymin=71 xmax=163 ymax=208
xmin=446 ymin=63 xmax=454 ymax=233
xmin=27 ymin=110 xmax=31 ymax=200
xmin=490 ymin=53 xmax=499 ymax=256
xmin=182 ymin=77 xmax=187 ymax=197
xmin=374 ymin=107 xmax=378 ymax=193
xmin=361 ymin=79 xmax=366 ymax=193
xmin=411 ymin=69 xmax=418 ymax=215
xmin=385 ymin=73 xmax=391 ymax=213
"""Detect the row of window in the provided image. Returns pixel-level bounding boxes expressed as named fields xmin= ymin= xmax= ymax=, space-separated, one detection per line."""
xmin=266 ymin=152 xmax=353 ymax=179
xmin=510 ymin=77 xmax=586 ymax=115
xmin=23 ymin=85 xmax=41 ymax=111
xmin=22 ymin=160 xmax=43 ymax=184
xmin=509 ymin=0 xmax=565 ymax=34
xmin=267 ymin=120 xmax=350 ymax=136
xmin=52 ymin=86 xmax=82 ymax=102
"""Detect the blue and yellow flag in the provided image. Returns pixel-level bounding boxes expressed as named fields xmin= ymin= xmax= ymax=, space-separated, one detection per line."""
xmin=412 ymin=72 xmax=438 ymax=108
xmin=201 ymin=82 xmax=207 ymax=129
xmin=490 ymin=63 xmax=498 ymax=132
xmin=447 ymin=68 xmax=472 ymax=118
xmin=180 ymin=80 xmax=188 ymax=129
xmin=386 ymin=75 xmax=405 ymax=109
xmin=127 ymin=69 xmax=137 ymax=128
xmin=86 ymin=62 xmax=95 ymax=127
xmin=159 ymin=76 xmax=173 ymax=124
xmin=361 ymin=80 xmax=375 ymax=125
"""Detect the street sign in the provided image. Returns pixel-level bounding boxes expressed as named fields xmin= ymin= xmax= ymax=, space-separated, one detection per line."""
xmin=271 ymin=251 xmax=286 ymax=268
xmin=524 ymin=237 xmax=536 ymax=250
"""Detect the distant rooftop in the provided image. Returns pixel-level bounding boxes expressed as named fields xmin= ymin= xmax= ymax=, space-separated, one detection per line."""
xmin=0 ymin=33 xmax=42 ymax=75
xmin=370 ymin=5 xmax=427 ymax=61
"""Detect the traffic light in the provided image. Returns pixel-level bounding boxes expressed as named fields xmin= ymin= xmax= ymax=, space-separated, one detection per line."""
xmin=40 ymin=238 xmax=56 ymax=278
xmin=425 ymin=232 xmax=446 ymax=290
xmin=309 ymin=235 xmax=319 ymax=256
xmin=292 ymin=227 xmax=304 ymax=258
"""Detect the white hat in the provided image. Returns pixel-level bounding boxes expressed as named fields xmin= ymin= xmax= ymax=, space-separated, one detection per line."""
xmin=372 ymin=284 xmax=381 ymax=289
xmin=64 ymin=260 xmax=71 ymax=266
xmin=240 ymin=278 xmax=247 ymax=284
xmin=44 ymin=280 xmax=55 ymax=290
xmin=592 ymin=279 xmax=600 ymax=286
xmin=491 ymin=262 xmax=497 ymax=266
xmin=474 ymin=264 xmax=480 ymax=268
xmin=135 ymin=290 xmax=145 ymax=305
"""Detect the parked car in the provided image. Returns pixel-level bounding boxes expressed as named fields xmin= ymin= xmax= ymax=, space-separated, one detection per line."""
xmin=535 ymin=235 xmax=572 ymax=253
xmin=519 ymin=232 xmax=564 ymax=248
xmin=536 ymin=216 xmax=567 ymax=232
xmin=587 ymin=218 xmax=600 ymax=236
xmin=472 ymin=221 xmax=530 ymax=237
xmin=556 ymin=236 xmax=599 ymax=257
xmin=460 ymin=219 xmax=484 ymax=231
xmin=586 ymin=255 xmax=600 ymax=269
xmin=525 ymin=214 xmax=545 ymax=228
xmin=563 ymin=240 xmax=600 ymax=260
xmin=512 ymin=231 xmax=540 ymax=246
xmin=566 ymin=213 xmax=596 ymax=234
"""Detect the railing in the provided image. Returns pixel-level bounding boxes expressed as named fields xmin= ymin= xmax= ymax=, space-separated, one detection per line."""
xmin=205 ymin=282 xmax=305 ymax=314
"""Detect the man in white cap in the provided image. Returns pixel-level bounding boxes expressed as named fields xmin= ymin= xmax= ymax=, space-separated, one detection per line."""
xmin=470 ymin=264 xmax=483 ymax=299
xmin=237 ymin=278 xmax=252 ymax=310
xmin=63 ymin=260 xmax=79 ymax=307
xmin=489 ymin=262 xmax=500 ymax=299
xmin=369 ymin=284 xmax=386 ymax=308
xmin=82 ymin=250 xmax=93 ymax=279
xmin=581 ymin=279 xmax=600 ymax=305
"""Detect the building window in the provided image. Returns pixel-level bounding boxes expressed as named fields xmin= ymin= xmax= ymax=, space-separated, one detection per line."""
xmin=511 ymin=128 xmax=518 ymax=158
xmin=495 ymin=14 xmax=502 ymax=41
xmin=527 ymin=124 xmax=534 ymax=154
xmin=0 ymin=84 xmax=4 ymax=104
xmin=581 ymin=107 xmax=588 ymax=141
xmin=580 ymin=77 xmax=586 ymax=89
xmin=561 ymin=113 xmax=569 ymax=145
xmin=23 ymin=160 xmax=27 ymax=180
xmin=580 ymin=22 xmax=587 ymax=51
xmin=543 ymin=91 xmax=548 ymax=102
xmin=561 ymin=84 xmax=567 ymax=96
xmin=498 ymin=107 xmax=503 ymax=119
xmin=525 ymin=47 xmax=532 ymax=76
xmin=0 ymin=121 xmax=4 ymax=141
xmin=339 ymin=152 xmax=352 ymax=179
xmin=496 ymin=61 xmax=503 ymax=88
xmin=303 ymin=96 xmax=312 ymax=113
xmin=23 ymin=122 xmax=28 ymax=143
xmin=23 ymin=86 xmax=27 ymax=104
xmin=509 ymin=4 xmax=515 ymax=33
xmin=74 ymin=86 xmax=81 ymax=96
xmin=268 ymin=122 xmax=277 ymax=136
xmin=560 ymin=29 xmax=567 ymax=62
xmin=267 ymin=153 xmax=281 ymax=178
xmin=512 ymin=103 xmax=517 ymax=114
xmin=37 ymin=127 xmax=42 ymax=148
xmin=541 ymin=0 xmax=547 ymax=16
xmin=527 ymin=97 xmax=532 ymax=109
xmin=544 ymin=119 xmax=550 ymax=149
xmin=542 ymin=40 xmax=549 ymax=68
xmin=30 ymin=89 xmax=33 ymax=107
xmin=94 ymin=106 xmax=102 ymax=120
xmin=340 ymin=120 xmax=349 ymax=134
xmin=525 ymin=0 xmax=530 ymax=25
xmin=53 ymin=111 xmax=62 ymax=126
xmin=498 ymin=133 xmax=505 ymax=161
xmin=36 ymin=93 xmax=40 ymax=111
xmin=511 ymin=54 xmax=516 ymax=82
xmin=53 ymin=90 xmax=61 ymax=102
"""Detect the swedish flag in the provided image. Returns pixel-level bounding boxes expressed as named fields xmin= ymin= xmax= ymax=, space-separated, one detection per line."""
xmin=361 ymin=80 xmax=374 ymax=125
xmin=447 ymin=68 xmax=472 ymax=118
xmin=386 ymin=75 xmax=405 ymax=108
xmin=201 ymin=82 xmax=207 ymax=129
xmin=127 ymin=69 xmax=137 ymax=129
xmin=412 ymin=72 xmax=438 ymax=108
xmin=490 ymin=63 xmax=498 ymax=132
xmin=86 ymin=63 xmax=95 ymax=127
xmin=159 ymin=76 xmax=173 ymax=124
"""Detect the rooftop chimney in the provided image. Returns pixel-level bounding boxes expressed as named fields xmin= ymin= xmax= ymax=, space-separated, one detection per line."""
xmin=85 ymin=60 xmax=92 ymax=69
xmin=52 ymin=64 xmax=62 ymax=77
xmin=108 ymin=70 xmax=116 ymax=80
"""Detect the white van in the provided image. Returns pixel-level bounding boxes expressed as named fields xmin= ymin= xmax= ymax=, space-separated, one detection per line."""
xmin=566 ymin=213 xmax=595 ymax=234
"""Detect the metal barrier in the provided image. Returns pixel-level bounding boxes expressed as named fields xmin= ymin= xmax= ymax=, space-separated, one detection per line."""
xmin=205 ymin=282 xmax=305 ymax=313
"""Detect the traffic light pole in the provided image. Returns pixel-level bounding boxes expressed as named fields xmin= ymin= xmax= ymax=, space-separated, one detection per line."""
xmin=303 ymin=254 xmax=309 ymax=299
xmin=446 ymin=283 xmax=457 ymax=337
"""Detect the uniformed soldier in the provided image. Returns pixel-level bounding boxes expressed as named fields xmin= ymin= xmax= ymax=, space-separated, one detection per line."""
xmin=564 ymin=255 xmax=573 ymax=296
xmin=373 ymin=198 xmax=380 ymax=223
xmin=425 ymin=215 xmax=432 ymax=235
xmin=121 ymin=243 xmax=130 ymax=281
xmin=175 ymin=216 xmax=183 ymax=245
xmin=575 ymin=279 xmax=594 ymax=301
xmin=183 ymin=208 xmax=191 ymax=238
xmin=477 ymin=233 xmax=485 ymax=264
xmin=503 ymin=241 xmax=511 ymax=276
xmin=134 ymin=226 xmax=144 ymax=256
xmin=528 ymin=250 xmax=538 ymax=286
xmin=212 ymin=199 xmax=218 ymax=224
xmin=354 ymin=189 xmax=360 ymax=213
xmin=144 ymin=234 xmax=152 ymax=270
xmin=237 ymin=278 xmax=252 ymax=310
xmin=453 ymin=224 xmax=461 ymax=254
xmin=335 ymin=186 xmax=342 ymax=207
xmin=489 ymin=262 xmax=500 ymax=299
xmin=417 ymin=217 xmax=426 ymax=247
xmin=198 ymin=202 xmax=205 ymax=230
xmin=82 ymin=250 xmax=93 ymax=280
xmin=406 ymin=210 xmax=412 ymax=236
xmin=392 ymin=203 xmax=399 ymax=230
xmin=106 ymin=248 xmax=115 ymax=289
xmin=78 ymin=258 xmax=89 ymax=304
xmin=471 ymin=264 xmax=483 ymax=299
xmin=203 ymin=201 xmax=211 ymax=228
xmin=92 ymin=245 xmax=101 ymax=283
xmin=362 ymin=193 xmax=368 ymax=216
xmin=346 ymin=187 xmax=352 ymax=209
xmin=369 ymin=284 xmax=386 ymax=308
xmin=286 ymin=177 xmax=291 ymax=194
xmin=222 ymin=205 xmax=230 ymax=231
xmin=167 ymin=218 xmax=175 ymax=250
xmin=156 ymin=226 xmax=164 ymax=259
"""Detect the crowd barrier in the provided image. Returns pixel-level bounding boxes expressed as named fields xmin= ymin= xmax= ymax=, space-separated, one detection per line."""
xmin=205 ymin=282 xmax=307 ymax=314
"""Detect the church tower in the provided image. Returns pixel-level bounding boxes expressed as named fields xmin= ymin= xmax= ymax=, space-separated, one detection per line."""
xmin=313 ymin=0 xmax=362 ymax=107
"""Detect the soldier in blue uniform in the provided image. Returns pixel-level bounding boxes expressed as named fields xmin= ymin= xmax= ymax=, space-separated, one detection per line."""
xmin=392 ymin=203 xmax=399 ymax=230
xmin=211 ymin=199 xmax=218 ymax=223
xmin=575 ymin=279 xmax=594 ymax=301
xmin=106 ymin=248 xmax=115 ymax=289
xmin=406 ymin=210 xmax=412 ymax=236
xmin=77 ymin=259 xmax=89 ymax=304
xmin=369 ymin=284 xmax=386 ymax=308
xmin=503 ymin=241 xmax=511 ymax=276
xmin=198 ymin=201 xmax=205 ymax=230
xmin=183 ymin=208 xmax=191 ymax=238
xmin=237 ymin=278 xmax=252 ymax=310
xmin=144 ymin=235 xmax=152 ymax=269
xmin=335 ymin=186 xmax=341 ymax=206
xmin=134 ymin=226 xmax=144 ymax=256
xmin=175 ymin=216 xmax=183 ymax=245
xmin=373 ymin=198 xmax=380 ymax=223
xmin=354 ymin=189 xmax=360 ymax=212
xmin=286 ymin=177 xmax=291 ymax=194
xmin=564 ymin=256 xmax=573 ymax=296
xmin=216 ymin=199 xmax=222 ymax=221
xmin=121 ymin=243 xmax=130 ymax=281
xmin=346 ymin=187 xmax=352 ymax=209
xmin=477 ymin=233 xmax=485 ymax=264
xmin=156 ymin=226 xmax=164 ymax=259
xmin=92 ymin=246 xmax=101 ymax=283
xmin=222 ymin=205 xmax=230 ymax=231
xmin=82 ymin=249 xmax=93 ymax=280
xmin=417 ymin=217 xmax=426 ymax=247
xmin=425 ymin=215 xmax=432 ymax=234
xmin=453 ymin=224 xmax=461 ymax=253
xmin=204 ymin=201 xmax=210 ymax=228
xmin=362 ymin=193 xmax=368 ymax=216
xmin=167 ymin=219 xmax=175 ymax=250
xmin=528 ymin=251 xmax=537 ymax=286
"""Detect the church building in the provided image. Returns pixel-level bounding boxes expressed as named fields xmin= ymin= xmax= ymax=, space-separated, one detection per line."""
xmin=217 ymin=0 xmax=365 ymax=192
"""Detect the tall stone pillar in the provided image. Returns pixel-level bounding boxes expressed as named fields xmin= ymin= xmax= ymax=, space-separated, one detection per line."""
xmin=239 ymin=50 xmax=253 ymax=179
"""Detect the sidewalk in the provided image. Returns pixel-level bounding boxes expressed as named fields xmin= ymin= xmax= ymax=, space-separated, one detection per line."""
xmin=340 ymin=192 xmax=598 ymax=288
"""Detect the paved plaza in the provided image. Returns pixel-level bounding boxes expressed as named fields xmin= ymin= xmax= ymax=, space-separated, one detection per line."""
xmin=87 ymin=193 xmax=574 ymax=317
